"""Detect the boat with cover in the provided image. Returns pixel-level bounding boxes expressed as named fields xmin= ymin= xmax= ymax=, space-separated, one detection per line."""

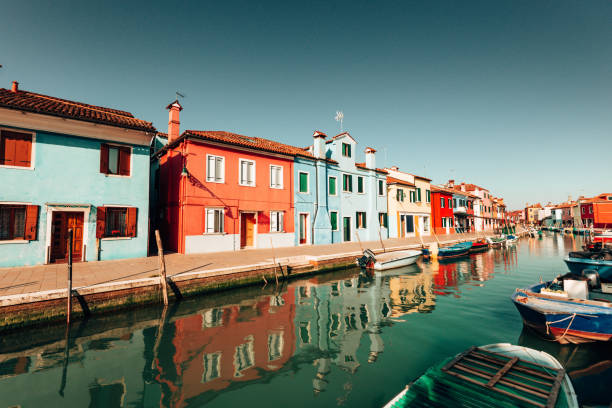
xmin=469 ymin=238 xmax=490 ymax=253
xmin=384 ymin=343 xmax=578 ymax=408
xmin=506 ymin=234 xmax=519 ymax=245
xmin=564 ymin=247 xmax=612 ymax=281
xmin=512 ymin=272 xmax=612 ymax=344
xmin=422 ymin=241 xmax=472 ymax=259
xmin=487 ymin=236 xmax=506 ymax=248
xmin=356 ymin=248 xmax=421 ymax=271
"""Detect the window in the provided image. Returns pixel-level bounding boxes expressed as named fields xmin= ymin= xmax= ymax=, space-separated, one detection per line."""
xmin=205 ymin=208 xmax=224 ymax=233
xmin=270 ymin=165 xmax=283 ymax=189
xmin=442 ymin=218 xmax=447 ymax=227
xmin=99 ymin=207 xmax=137 ymax=238
xmin=581 ymin=207 xmax=585 ymax=214
xmin=379 ymin=212 xmax=388 ymax=228
xmin=357 ymin=176 xmax=364 ymax=193
xmin=206 ymin=155 xmax=225 ymax=183
xmin=417 ymin=188 xmax=422 ymax=202
xmin=356 ymin=212 xmax=367 ymax=229
xmin=397 ymin=189 xmax=405 ymax=202
xmin=441 ymin=197 xmax=445 ymax=208
xmin=448 ymin=198 xmax=452 ymax=208
xmin=423 ymin=216 xmax=430 ymax=232
xmin=270 ymin=211 xmax=284 ymax=232
xmin=453 ymin=199 xmax=457 ymax=208
xmin=343 ymin=174 xmax=352 ymax=192
xmin=239 ymin=159 xmax=256 ymax=186
xmin=342 ymin=143 xmax=351 ymax=157
xmin=0 ymin=204 xmax=38 ymax=240
xmin=589 ymin=207 xmax=593 ymax=214
xmin=378 ymin=180 xmax=384 ymax=196
xmin=0 ymin=129 xmax=33 ymax=168
xmin=100 ymin=144 xmax=130 ymax=176
xmin=409 ymin=190 xmax=415 ymax=202
xmin=268 ymin=333 xmax=284 ymax=362
xmin=406 ymin=215 xmax=414 ymax=233
xmin=298 ymin=172 xmax=309 ymax=193
xmin=330 ymin=211 xmax=338 ymax=231
xmin=202 ymin=352 xmax=222 ymax=383
xmin=234 ymin=336 xmax=255 ymax=376
xmin=329 ymin=177 xmax=337 ymax=195
xmin=426 ymin=189 xmax=431 ymax=203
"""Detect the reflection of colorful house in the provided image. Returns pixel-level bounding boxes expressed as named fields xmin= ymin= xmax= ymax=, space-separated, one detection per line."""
xmin=385 ymin=166 xmax=432 ymax=238
xmin=388 ymin=270 xmax=436 ymax=315
xmin=0 ymin=81 xmax=155 ymax=267
xmin=431 ymin=185 xmax=455 ymax=235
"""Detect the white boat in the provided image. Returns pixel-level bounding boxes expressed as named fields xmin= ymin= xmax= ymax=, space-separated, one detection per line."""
xmin=356 ymin=249 xmax=421 ymax=271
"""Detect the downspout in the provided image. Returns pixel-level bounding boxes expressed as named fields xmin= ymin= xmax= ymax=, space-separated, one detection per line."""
xmin=312 ymin=159 xmax=319 ymax=244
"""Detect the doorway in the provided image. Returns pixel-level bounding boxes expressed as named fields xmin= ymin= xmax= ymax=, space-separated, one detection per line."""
xmin=343 ymin=217 xmax=351 ymax=242
xmin=240 ymin=212 xmax=256 ymax=248
xmin=400 ymin=215 xmax=406 ymax=238
xmin=50 ymin=211 xmax=84 ymax=263
xmin=299 ymin=213 xmax=308 ymax=245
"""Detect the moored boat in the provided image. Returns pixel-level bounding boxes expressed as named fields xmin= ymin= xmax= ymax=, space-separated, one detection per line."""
xmin=469 ymin=238 xmax=490 ymax=253
xmin=506 ymin=234 xmax=519 ymax=245
xmin=384 ymin=343 xmax=578 ymax=408
xmin=564 ymin=250 xmax=612 ymax=280
xmin=356 ymin=248 xmax=421 ymax=271
xmin=487 ymin=236 xmax=506 ymax=248
xmin=423 ymin=241 xmax=472 ymax=259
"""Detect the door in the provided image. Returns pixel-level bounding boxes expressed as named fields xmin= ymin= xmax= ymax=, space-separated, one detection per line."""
xmin=399 ymin=215 xmax=406 ymax=238
xmin=406 ymin=215 xmax=414 ymax=234
xmin=240 ymin=213 xmax=256 ymax=248
xmin=299 ymin=214 xmax=308 ymax=244
xmin=50 ymin=211 xmax=84 ymax=263
xmin=343 ymin=217 xmax=351 ymax=242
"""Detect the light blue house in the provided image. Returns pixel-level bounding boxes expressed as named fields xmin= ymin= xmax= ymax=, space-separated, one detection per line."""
xmin=301 ymin=131 xmax=388 ymax=244
xmin=0 ymin=82 xmax=155 ymax=267
xmin=294 ymin=131 xmax=341 ymax=245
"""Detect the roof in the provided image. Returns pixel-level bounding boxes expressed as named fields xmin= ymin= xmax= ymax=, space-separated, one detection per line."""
xmin=325 ymin=131 xmax=356 ymax=144
xmin=450 ymin=187 xmax=478 ymax=199
xmin=0 ymin=87 xmax=155 ymax=132
xmin=581 ymin=194 xmax=612 ymax=204
xmin=355 ymin=162 xmax=388 ymax=174
xmin=460 ymin=183 xmax=489 ymax=192
xmin=431 ymin=185 xmax=456 ymax=195
xmin=386 ymin=176 xmax=415 ymax=187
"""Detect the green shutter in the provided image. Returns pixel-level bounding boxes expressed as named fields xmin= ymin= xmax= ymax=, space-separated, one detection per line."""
xmin=330 ymin=212 xmax=337 ymax=230
xmin=348 ymin=175 xmax=352 ymax=192
xmin=299 ymin=172 xmax=308 ymax=192
xmin=417 ymin=188 xmax=422 ymax=202
xmin=358 ymin=177 xmax=363 ymax=193
xmin=329 ymin=177 xmax=336 ymax=195
xmin=426 ymin=190 xmax=431 ymax=202
xmin=347 ymin=144 xmax=351 ymax=157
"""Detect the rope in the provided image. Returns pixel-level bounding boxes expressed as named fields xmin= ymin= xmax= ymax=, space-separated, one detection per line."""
xmin=545 ymin=313 xmax=577 ymax=341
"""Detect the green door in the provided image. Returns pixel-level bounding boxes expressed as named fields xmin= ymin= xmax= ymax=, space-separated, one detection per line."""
xmin=343 ymin=217 xmax=351 ymax=242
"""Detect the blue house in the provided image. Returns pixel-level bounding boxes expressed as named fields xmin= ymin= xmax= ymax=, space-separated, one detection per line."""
xmin=0 ymin=81 xmax=155 ymax=267
xmin=294 ymin=131 xmax=341 ymax=245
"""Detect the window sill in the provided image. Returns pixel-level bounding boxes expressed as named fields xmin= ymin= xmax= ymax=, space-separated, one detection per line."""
xmin=270 ymin=186 xmax=284 ymax=190
xmin=268 ymin=231 xmax=286 ymax=234
xmin=102 ymin=236 xmax=132 ymax=241
xmin=0 ymin=164 xmax=34 ymax=171
xmin=0 ymin=239 xmax=29 ymax=244
xmin=203 ymin=232 xmax=227 ymax=236
xmin=206 ymin=179 xmax=225 ymax=184
xmin=297 ymin=191 xmax=309 ymax=194
xmin=103 ymin=173 xmax=131 ymax=178
xmin=239 ymin=184 xmax=256 ymax=188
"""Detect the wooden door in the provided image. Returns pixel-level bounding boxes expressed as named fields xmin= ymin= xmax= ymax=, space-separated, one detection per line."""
xmin=240 ymin=213 xmax=255 ymax=248
xmin=400 ymin=215 xmax=406 ymax=238
xmin=50 ymin=211 xmax=84 ymax=263
xmin=343 ymin=217 xmax=351 ymax=242
xmin=299 ymin=214 xmax=308 ymax=244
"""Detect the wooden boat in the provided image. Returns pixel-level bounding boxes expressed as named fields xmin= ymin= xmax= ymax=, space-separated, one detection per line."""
xmin=512 ymin=273 xmax=612 ymax=344
xmin=593 ymin=230 xmax=612 ymax=245
xmin=384 ymin=343 xmax=578 ymax=408
xmin=487 ymin=236 xmax=506 ymax=248
xmin=356 ymin=248 xmax=421 ymax=271
xmin=506 ymin=234 xmax=519 ymax=245
xmin=469 ymin=238 xmax=490 ymax=253
xmin=423 ymin=241 xmax=472 ymax=259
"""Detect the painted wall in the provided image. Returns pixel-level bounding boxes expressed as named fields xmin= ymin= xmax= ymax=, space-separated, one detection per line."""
xmin=431 ymin=191 xmax=455 ymax=235
xmin=0 ymin=126 xmax=150 ymax=267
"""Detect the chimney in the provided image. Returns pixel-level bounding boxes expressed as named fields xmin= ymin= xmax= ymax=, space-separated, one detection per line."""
xmin=11 ymin=81 xmax=19 ymax=93
xmin=390 ymin=166 xmax=399 ymax=171
xmin=312 ymin=130 xmax=327 ymax=159
xmin=166 ymin=100 xmax=183 ymax=143
xmin=365 ymin=147 xmax=376 ymax=170
xmin=448 ymin=179 xmax=455 ymax=188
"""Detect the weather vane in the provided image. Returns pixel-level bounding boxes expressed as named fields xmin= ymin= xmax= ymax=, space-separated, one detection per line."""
xmin=335 ymin=110 xmax=344 ymax=132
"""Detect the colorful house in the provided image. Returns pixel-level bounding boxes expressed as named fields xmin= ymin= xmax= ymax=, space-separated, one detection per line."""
xmin=385 ymin=167 xmax=431 ymax=238
xmin=580 ymin=193 xmax=612 ymax=229
xmin=153 ymin=102 xmax=312 ymax=254
xmin=444 ymin=180 xmax=475 ymax=233
xmin=431 ymin=186 xmax=455 ymax=235
xmin=524 ymin=203 xmax=542 ymax=226
xmin=0 ymin=81 xmax=155 ymax=267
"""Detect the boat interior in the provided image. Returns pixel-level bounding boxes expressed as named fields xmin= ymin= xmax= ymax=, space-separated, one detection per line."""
xmin=534 ymin=272 xmax=612 ymax=306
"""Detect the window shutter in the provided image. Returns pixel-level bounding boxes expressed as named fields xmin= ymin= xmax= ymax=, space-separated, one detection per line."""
xmin=127 ymin=207 xmax=138 ymax=237
xmin=207 ymin=156 xmax=214 ymax=181
xmin=96 ymin=207 xmax=106 ymax=238
xmin=206 ymin=209 xmax=214 ymax=233
xmin=1 ymin=132 xmax=16 ymax=166
xmin=100 ymin=144 xmax=109 ymax=174
xmin=270 ymin=212 xmax=277 ymax=232
xmin=15 ymin=134 xmax=32 ymax=167
xmin=119 ymin=147 xmax=131 ymax=176
xmin=24 ymin=205 xmax=39 ymax=240
xmin=217 ymin=157 xmax=224 ymax=182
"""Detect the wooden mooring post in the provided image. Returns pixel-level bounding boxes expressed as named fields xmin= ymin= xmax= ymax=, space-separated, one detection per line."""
xmin=155 ymin=230 xmax=169 ymax=306
xmin=66 ymin=228 xmax=73 ymax=325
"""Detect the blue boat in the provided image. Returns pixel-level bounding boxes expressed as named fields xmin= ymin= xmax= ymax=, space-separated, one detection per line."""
xmin=512 ymin=277 xmax=612 ymax=344
xmin=423 ymin=241 xmax=472 ymax=259
xmin=564 ymin=255 xmax=612 ymax=282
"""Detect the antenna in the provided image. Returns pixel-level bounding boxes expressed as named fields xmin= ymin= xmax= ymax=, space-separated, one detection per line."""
xmin=176 ymin=91 xmax=186 ymax=100
xmin=335 ymin=111 xmax=344 ymax=132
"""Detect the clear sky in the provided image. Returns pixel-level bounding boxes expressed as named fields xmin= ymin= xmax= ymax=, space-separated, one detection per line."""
xmin=1 ymin=0 xmax=610 ymax=209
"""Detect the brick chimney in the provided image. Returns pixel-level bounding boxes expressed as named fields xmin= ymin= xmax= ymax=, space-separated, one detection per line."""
xmin=313 ymin=130 xmax=327 ymax=159
xmin=448 ymin=179 xmax=455 ymax=188
xmin=365 ymin=147 xmax=376 ymax=170
xmin=11 ymin=81 xmax=18 ymax=93
xmin=166 ymin=100 xmax=183 ymax=143
xmin=390 ymin=166 xmax=399 ymax=171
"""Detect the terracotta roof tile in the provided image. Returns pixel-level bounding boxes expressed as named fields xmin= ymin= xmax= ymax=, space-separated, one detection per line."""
xmin=355 ymin=162 xmax=388 ymax=174
xmin=0 ymin=87 xmax=155 ymax=132
xmin=386 ymin=176 xmax=415 ymax=187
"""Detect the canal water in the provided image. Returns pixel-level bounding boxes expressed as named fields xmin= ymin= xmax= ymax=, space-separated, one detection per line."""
xmin=1 ymin=233 xmax=611 ymax=407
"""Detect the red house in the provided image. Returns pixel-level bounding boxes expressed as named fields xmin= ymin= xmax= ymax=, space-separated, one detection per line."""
xmin=431 ymin=185 xmax=455 ymax=235
xmin=580 ymin=193 xmax=612 ymax=229
xmin=154 ymin=101 xmax=311 ymax=254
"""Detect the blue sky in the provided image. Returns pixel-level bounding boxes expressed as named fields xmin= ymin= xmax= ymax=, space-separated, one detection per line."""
xmin=1 ymin=0 xmax=610 ymax=209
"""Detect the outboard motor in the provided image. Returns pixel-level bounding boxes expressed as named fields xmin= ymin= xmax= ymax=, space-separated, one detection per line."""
xmin=582 ymin=269 xmax=601 ymax=290
xmin=357 ymin=249 xmax=376 ymax=269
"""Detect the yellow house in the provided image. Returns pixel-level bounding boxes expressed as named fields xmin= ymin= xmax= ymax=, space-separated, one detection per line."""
xmin=385 ymin=167 xmax=432 ymax=238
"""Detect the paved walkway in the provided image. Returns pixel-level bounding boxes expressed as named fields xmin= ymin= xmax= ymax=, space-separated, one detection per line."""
xmin=0 ymin=233 xmax=490 ymax=297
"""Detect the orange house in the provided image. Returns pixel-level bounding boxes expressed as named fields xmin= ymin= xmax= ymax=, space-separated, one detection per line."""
xmin=154 ymin=101 xmax=311 ymax=254
xmin=580 ymin=193 xmax=612 ymax=229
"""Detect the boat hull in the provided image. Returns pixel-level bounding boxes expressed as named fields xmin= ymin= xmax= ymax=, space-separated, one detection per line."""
xmin=373 ymin=253 xmax=420 ymax=270
xmin=564 ymin=257 xmax=612 ymax=280
xmin=469 ymin=243 xmax=490 ymax=253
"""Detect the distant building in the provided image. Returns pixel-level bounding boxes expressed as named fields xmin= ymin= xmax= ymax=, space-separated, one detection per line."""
xmin=385 ymin=167 xmax=432 ymax=238
xmin=580 ymin=193 xmax=612 ymax=229
xmin=431 ymin=185 xmax=455 ymax=235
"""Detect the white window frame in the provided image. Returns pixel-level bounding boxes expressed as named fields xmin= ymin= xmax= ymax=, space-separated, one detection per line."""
xmin=298 ymin=171 xmax=309 ymax=194
xmin=239 ymin=159 xmax=256 ymax=187
xmin=205 ymin=207 xmax=225 ymax=234
xmin=378 ymin=179 xmax=385 ymax=196
xmin=269 ymin=165 xmax=283 ymax=189
xmin=330 ymin=211 xmax=339 ymax=231
xmin=342 ymin=174 xmax=352 ymax=193
xmin=329 ymin=176 xmax=337 ymax=196
xmin=206 ymin=154 xmax=225 ymax=183
xmin=269 ymin=211 xmax=284 ymax=233
xmin=0 ymin=127 xmax=36 ymax=171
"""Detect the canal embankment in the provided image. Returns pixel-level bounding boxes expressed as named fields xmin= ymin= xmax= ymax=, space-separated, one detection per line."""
xmin=0 ymin=230 xmax=524 ymax=331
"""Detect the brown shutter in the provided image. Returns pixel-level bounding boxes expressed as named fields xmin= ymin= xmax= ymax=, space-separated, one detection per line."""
xmin=127 ymin=207 xmax=137 ymax=237
xmin=96 ymin=206 xmax=106 ymax=238
xmin=119 ymin=147 xmax=131 ymax=176
xmin=24 ymin=205 xmax=39 ymax=240
xmin=14 ymin=133 xmax=32 ymax=167
xmin=1 ymin=133 xmax=16 ymax=166
xmin=100 ymin=144 xmax=109 ymax=174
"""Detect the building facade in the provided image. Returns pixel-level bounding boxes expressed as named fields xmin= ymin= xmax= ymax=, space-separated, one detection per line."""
xmin=0 ymin=82 xmax=154 ymax=267
xmin=385 ymin=167 xmax=432 ymax=238
xmin=431 ymin=186 xmax=455 ymax=235
xmin=580 ymin=193 xmax=612 ymax=229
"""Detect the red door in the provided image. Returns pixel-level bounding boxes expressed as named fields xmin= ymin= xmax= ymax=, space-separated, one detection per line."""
xmin=51 ymin=211 xmax=84 ymax=263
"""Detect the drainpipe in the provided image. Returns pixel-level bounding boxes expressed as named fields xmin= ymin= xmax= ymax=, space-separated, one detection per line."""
xmin=312 ymin=160 xmax=319 ymax=244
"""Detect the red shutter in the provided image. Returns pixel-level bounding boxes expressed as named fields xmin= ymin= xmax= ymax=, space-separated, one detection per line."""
xmin=119 ymin=147 xmax=131 ymax=176
xmin=96 ymin=206 xmax=106 ymax=238
xmin=100 ymin=144 xmax=109 ymax=174
xmin=24 ymin=205 xmax=39 ymax=240
xmin=1 ymin=133 xmax=16 ymax=166
xmin=127 ymin=207 xmax=137 ymax=237
xmin=14 ymin=133 xmax=32 ymax=167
